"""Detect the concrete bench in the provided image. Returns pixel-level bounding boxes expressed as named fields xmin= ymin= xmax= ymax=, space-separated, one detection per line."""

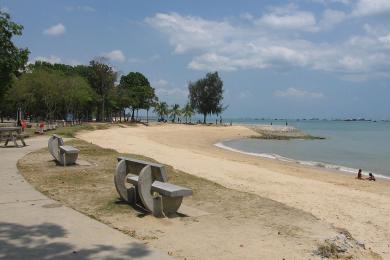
xmin=115 ymin=157 xmax=193 ymax=217
xmin=48 ymin=134 xmax=79 ymax=166
xmin=127 ymin=175 xmax=193 ymax=197
xmin=59 ymin=145 xmax=80 ymax=166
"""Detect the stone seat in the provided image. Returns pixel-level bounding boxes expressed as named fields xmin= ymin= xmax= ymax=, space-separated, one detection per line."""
xmin=48 ymin=135 xmax=79 ymax=166
xmin=115 ymin=157 xmax=193 ymax=217
xmin=60 ymin=145 xmax=79 ymax=154
xmin=127 ymin=175 xmax=193 ymax=197
xmin=59 ymin=145 xmax=79 ymax=166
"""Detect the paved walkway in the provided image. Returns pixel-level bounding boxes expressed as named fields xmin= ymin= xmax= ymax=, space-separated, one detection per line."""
xmin=0 ymin=136 xmax=171 ymax=260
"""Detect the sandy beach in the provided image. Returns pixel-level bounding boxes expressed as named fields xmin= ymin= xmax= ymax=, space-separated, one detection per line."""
xmin=77 ymin=124 xmax=390 ymax=258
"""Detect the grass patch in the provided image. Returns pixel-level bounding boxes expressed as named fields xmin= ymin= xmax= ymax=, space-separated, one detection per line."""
xmin=51 ymin=123 xmax=110 ymax=137
xmin=22 ymin=123 xmax=111 ymax=138
xmin=316 ymin=241 xmax=341 ymax=258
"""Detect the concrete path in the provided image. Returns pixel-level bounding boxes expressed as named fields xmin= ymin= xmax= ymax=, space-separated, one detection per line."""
xmin=0 ymin=137 xmax=171 ymax=260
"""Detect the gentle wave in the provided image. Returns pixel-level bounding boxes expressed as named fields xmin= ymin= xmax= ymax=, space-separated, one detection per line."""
xmin=214 ymin=141 xmax=390 ymax=181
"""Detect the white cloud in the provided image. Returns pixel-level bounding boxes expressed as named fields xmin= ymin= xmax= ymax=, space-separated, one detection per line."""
xmin=146 ymin=12 xmax=236 ymax=54
xmin=102 ymin=50 xmax=126 ymax=62
xmin=338 ymin=56 xmax=365 ymax=71
xmin=274 ymin=88 xmax=324 ymax=99
xmin=188 ymin=53 xmax=238 ymax=71
xmin=240 ymin=13 xmax=254 ymax=20
xmin=156 ymin=87 xmax=187 ymax=97
xmin=66 ymin=6 xmax=95 ymax=12
xmin=351 ymin=0 xmax=390 ymax=17
xmin=319 ymin=9 xmax=346 ymax=29
xmin=257 ymin=4 xmax=318 ymax=32
xmin=43 ymin=23 xmax=66 ymax=36
xmin=31 ymin=55 xmax=62 ymax=64
xmin=68 ymin=59 xmax=83 ymax=66
xmin=378 ymin=35 xmax=390 ymax=45
xmin=239 ymin=90 xmax=251 ymax=99
xmin=152 ymin=79 xmax=188 ymax=102
xmin=310 ymin=0 xmax=352 ymax=5
xmin=153 ymin=79 xmax=169 ymax=87
xmin=146 ymin=12 xmax=390 ymax=80
xmin=1 ymin=6 xmax=9 ymax=13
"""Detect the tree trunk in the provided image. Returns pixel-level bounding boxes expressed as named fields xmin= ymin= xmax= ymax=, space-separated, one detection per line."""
xmin=146 ymin=109 xmax=149 ymax=123
xmin=131 ymin=108 xmax=135 ymax=121
xmin=203 ymin=113 xmax=206 ymax=124
xmin=101 ymin=97 xmax=105 ymax=122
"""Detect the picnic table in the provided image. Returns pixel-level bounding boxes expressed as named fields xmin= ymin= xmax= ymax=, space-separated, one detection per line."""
xmin=0 ymin=127 xmax=26 ymax=147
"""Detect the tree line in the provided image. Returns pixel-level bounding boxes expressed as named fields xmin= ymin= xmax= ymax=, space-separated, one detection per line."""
xmin=0 ymin=10 xmax=226 ymax=124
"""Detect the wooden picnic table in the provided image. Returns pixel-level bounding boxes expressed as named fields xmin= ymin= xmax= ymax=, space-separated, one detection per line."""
xmin=0 ymin=127 xmax=26 ymax=147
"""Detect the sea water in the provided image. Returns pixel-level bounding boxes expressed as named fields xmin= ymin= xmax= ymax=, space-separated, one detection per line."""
xmin=216 ymin=119 xmax=390 ymax=179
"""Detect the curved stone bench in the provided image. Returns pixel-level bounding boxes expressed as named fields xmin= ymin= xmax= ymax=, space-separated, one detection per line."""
xmin=114 ymin=157 xmax=192 ymax=217
xmin=48 ymin=134 xmax=79 ymax=166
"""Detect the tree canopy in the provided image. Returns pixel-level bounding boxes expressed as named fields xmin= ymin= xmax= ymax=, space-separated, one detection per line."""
xmin=188 ymin=72 xmax=224 ymax=124
xmin=0 ymin=10 xmax=29 ymax=121
xmin=169 ymin=104 xmax=181 ymax=122
xmin=182 ymin=103 xmax=195 ymax=123
xmin=154 ymin=101 xmax=169 ymax=121
xmin=87 ymin=59 xmax=117 ymax=121
xmin=5 ymin=69 xmax=93 ymax=121
xmin=119 ymin=72 xmax=156 ymax=121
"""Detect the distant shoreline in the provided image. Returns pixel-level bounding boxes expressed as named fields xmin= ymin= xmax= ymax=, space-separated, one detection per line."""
xmin=243 ymin=124 xmax=325 ymax=140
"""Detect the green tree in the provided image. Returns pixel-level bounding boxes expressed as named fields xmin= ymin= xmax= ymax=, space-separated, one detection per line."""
xmin=169 ymin=104 xmax=181 ymax=123
xmin=188 ymin=72 xmax=224 ymax=124
xmin=119 ymin=72 xmax=155 ymax=121
xmin=0 ymin=10 xmax=29 ymax=122
xmin=141 ymin=86 xmax=157 ymax=123
xmin=153 ymin=101 xmax=168 ymax=121
xmin=7 ymin=68 xmax=94 ymax=121
xmin=62 ymin=76 xmax=94 ymax=122
xmin=182 ymin=103 xmax=195 ymax=123
xmin=87 ymin=59 xmax=116 ymax=121
xmin=8 ymin=69 xmax=63 ymax=120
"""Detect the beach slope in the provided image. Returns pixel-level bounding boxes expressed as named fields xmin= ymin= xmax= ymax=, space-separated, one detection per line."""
xmin=77 ymin=124 xmax=390 ymax=258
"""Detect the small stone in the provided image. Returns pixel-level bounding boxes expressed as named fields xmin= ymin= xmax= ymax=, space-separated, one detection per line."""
xmin=278 ymin=231 xmax=281 ymax=235
xmin=356 ymin=241 xmax=365 ymax=249
xmin=72 ymin=251 xmax=77 ymax=254
xmin=240 ymin=244 xmax=244 ymax=247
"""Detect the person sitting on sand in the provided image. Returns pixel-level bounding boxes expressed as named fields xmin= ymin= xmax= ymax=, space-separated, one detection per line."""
xmin=356 ymin=169 xmax=363 ymax=180
xmin=367 ymin=173 xmax=376 ymax=181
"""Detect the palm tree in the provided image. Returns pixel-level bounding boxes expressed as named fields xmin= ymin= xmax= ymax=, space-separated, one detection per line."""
xmin=182 ymin=103 xmax=195 ymax=123
xmin=153 ymin=101 xmax=168 ymax=121
xmin=169 ymin=104 xmax=181 ymax=123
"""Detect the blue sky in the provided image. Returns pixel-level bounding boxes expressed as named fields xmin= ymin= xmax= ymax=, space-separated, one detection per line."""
xmin=2 ymin=0 xmax=390 ymax=119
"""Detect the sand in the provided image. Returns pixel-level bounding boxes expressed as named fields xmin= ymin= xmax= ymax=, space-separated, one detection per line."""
xmin=77 ymin=124 xmax=390 ymax=258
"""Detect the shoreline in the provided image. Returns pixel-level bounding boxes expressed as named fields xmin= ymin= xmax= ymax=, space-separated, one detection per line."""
xmin=77 ymin=124 xmax=390 ymax=259
xmin=214 ymin=139 xmax=390 ymax=181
